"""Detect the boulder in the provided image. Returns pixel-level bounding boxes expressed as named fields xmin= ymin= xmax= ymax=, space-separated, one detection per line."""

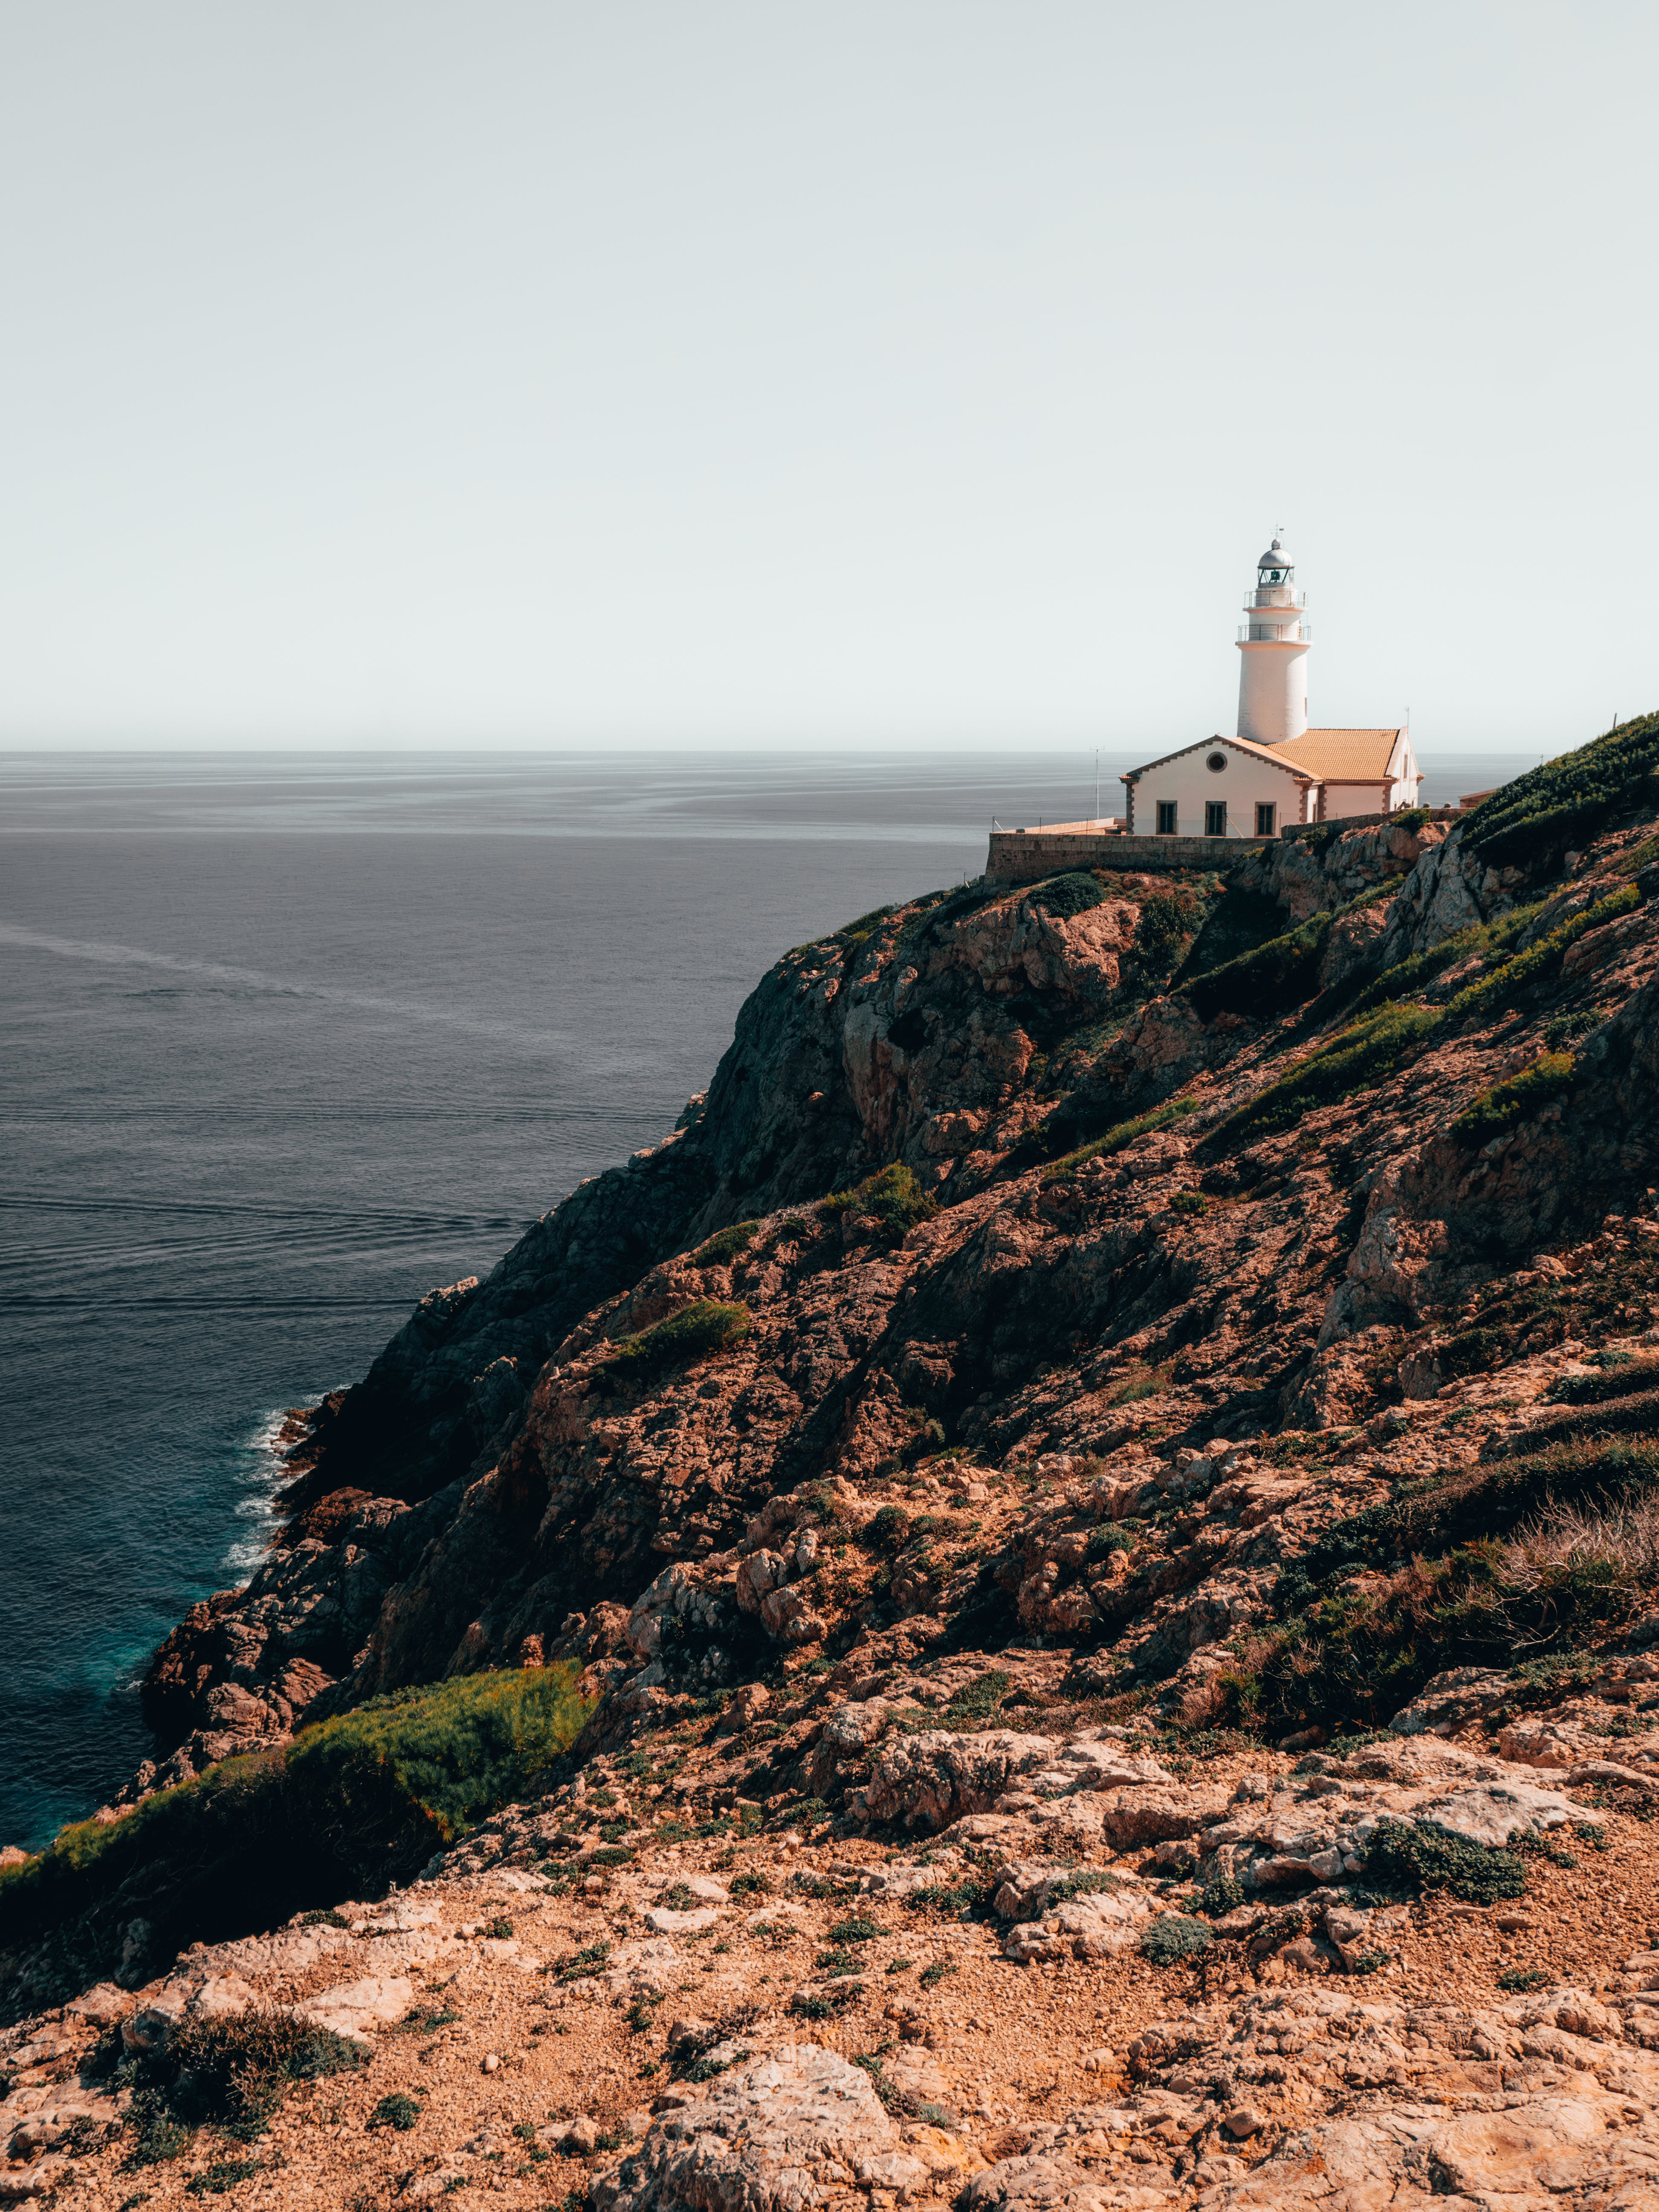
xmin=589 ymin=2043 xmax=899 ymax=2212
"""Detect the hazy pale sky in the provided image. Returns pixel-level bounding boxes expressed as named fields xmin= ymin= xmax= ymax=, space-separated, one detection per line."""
xmin=2 ymin=2 xmax=1654 ymax=753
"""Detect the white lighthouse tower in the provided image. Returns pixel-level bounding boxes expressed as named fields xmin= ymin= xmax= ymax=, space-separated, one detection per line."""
xmin=1236 ymin=534 xmax=1311 ymax=747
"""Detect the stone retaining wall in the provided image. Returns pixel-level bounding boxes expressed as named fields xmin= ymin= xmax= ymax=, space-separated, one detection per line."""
xmin=984 ymin=805 xmax=1464 ymax=885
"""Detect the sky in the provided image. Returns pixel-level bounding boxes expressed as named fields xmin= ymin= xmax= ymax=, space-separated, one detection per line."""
xmin=1 ymin=2 xmax=1655 ymax=755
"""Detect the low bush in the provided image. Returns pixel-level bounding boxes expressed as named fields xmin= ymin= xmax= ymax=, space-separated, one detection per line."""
xmin=693 ymin=1221 xmax=759 ymax=1267
xmin=818 ymin=1162 xmax=938 ymax=1245
xmin=369 ymin=2092 xmax=422 ymax=2131
xmin=1549 ymin=1355 xmax=1659 ymax=1407
xmin=1040 ymin=1095 xmax=1199 ymax=1183
xmin=1450 ymin=1052 xmax=1576 ymax=1142
xmin=1135 ymin=892 xmax=1195 ymax=966
xmin=1029 ymin=872 xmax=1109 ymax=920
xmin=1204 ymin=1004 xmax=1437 ymax=1149
xmin=606 ymin=1299 xmax=752 ymax=1376
xmin=1362 ymin=1818 xmax=1526 ymax=1904
xmin=1462 ymin=711 xmax=1659 ymax=867
xmin=1170 ymin=1190 xmax=1208 ymax=1217
xmin=187 ymin=2157 xmax=262 ymax=2195
xmin=1140 ymin=1914 xmax=1212 ymax=1965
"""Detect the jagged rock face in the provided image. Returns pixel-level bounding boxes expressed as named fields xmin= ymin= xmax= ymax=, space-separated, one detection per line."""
xmin=133 ymin=810 xmax=1659 ymax=1768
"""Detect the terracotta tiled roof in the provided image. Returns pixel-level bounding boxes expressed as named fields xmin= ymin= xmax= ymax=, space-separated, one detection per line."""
xmin=1267 ymin=727 xmax=1403 ymax=780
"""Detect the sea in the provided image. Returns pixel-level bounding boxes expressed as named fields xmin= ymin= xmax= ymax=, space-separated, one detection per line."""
xmin=0 ymin=744 xmax=1537 ymax=1851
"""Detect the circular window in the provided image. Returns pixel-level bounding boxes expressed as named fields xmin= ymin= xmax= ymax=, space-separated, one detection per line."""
xmin=1206 ymin=751 xmax=1227 ymax=773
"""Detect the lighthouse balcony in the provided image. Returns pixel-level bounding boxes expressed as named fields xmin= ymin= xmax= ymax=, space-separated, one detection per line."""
xmin=1238 ymin=622 xmax=1311 ymax=642
xmin=1246 ymin=587 xmax=1306 ymax=609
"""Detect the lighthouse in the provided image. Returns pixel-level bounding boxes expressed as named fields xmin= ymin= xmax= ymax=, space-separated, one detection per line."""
xmin=1236 ymin=535 xmax=1310 ymax=747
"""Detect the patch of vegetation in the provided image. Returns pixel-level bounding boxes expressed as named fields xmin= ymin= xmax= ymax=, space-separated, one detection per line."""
xmin=1444 ymin=883 xmax=1641 ymax=1025
xmin=693 ymin=1220 xmax=759 ymax=1267
xmin=863 ymin=1504 xmax=912 ymax=1555
xmin=369 ymin=2092 xmax=423 ymax=2132
xmin=1170 ymin=1190 xmax=1208 ymax=1217
xmin=555 ymin=1940 xmax=613 ymax=1983
xmin=1088 ymin=1524 xmax=1137 ymax=1560
xmin=1043 ymin=1870 xmax=1123 ymax=1906
xmin=482 ymin=1914 xmax=514 ymax=1939
xmin=918 ymin=1959 xmax=958 ymax=1988
xmin=1103 ymin=1362 xmax=1173 ymax=1408
xmin=1029 ymin=872 xmax=1109 ymax=920
xmin=1451 ymin=1052 xmax=1576 ymax=1142
xmin=792 ymin=1985 xmax=861 ymax=2017
xmin=1547 ymin=1355 xmax=1659 ymax=1407
xmin=942 ymin=1668 xmax=1012 ymax=1723
xmin=1461 ymin=712 xmax=1659 ymax=867
xmin=1343 ymin=900 xmax=1546 ymax=1019
xmin=1362 ymin=1818 xmax=1526 ymax=1904
xmin=1205 ymin=1003 xmax=1438 ymax=1148
xmin=186 ymin=2160 xmax=262 ymax=2196
xmin=1140 ymin=1914 xmax=1213 ymax=1965
xmin=1199 ymin=1876 xmax=1246 ymax=1918
xmin=120 ymin=2010 xmax=367 ymax=2161
xmin=1498 ymin=1966 xmax=1550 ymax=1991
xmin=829 ymin=1914 xmax=883 ymax=1943
xmin=1039 ymin=1095 xmax=1199 ymax=1183
xmin=122 ymin=2090 xmax=194 ymax=2169
xmin=0 ymin=1666 xmax=592 ymax=1977
xmin=816 ymin=1161 xmax=939 ymax=1246
xmin=1136 ymin=891 xmax=1196 ymax=965
xmin=816 ymin=1946 xmax=861 ymax=1977
xmin=606 ymin=1298 xmax=752 ymax=1377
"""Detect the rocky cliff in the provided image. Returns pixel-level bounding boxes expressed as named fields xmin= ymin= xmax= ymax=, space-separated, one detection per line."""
xmin=8 ymin=712 xmax=1659 ymax=2209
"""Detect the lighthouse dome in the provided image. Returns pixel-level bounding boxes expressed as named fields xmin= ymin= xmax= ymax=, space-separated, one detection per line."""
xmin=1257 ymin=538 xmax=1293 ymax=570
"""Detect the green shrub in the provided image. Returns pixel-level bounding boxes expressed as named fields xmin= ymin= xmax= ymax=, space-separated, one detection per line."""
xmin=1140 ymin=1914 xmax=1212 ymax=1965
xmin=1199 ymin=1876 xmax=1245 ymax=1918
xmin=1498 ymin=1966 xmax=1549 ymax=1991
xmin=284 ymin=1664 xmax=592 ymax=1859
xmin=1362 ymin=1818 xmax=1526 ymax=1904
xmin=1088 ymin=1525 xmax=1135 ymax=1560
xmin=607 ymin=1299 xmax=752 ymax=1376
xmin=1462 ymin=712 xmax=1659 ymax=866
xmin=1450 ymin=1052 xmax=1576 ymax=1142
xmin=1445 ymin=883 xmax=1641 ymax=1025
xmin=918 ymin=1959 xmax=957 ymax=1988
xmin=818 ymin=1162 xmax=938 ymax=1245
xmin=1030 ymin=872 xmax=1108 ymax=919
xmin=1040 ymin=1095 xmax=1199 ymax=1182
xmin=1205 ymin=1004 xmax=1437 ymax=1148
xmin=829 ymin=1914 xmax=883 ymax=1943
xmin=864 ymin=1504 xmax=911 ymax=1555
xmin=1136 ymin=892 xmax=1193 ymax=964
xmin=943 ymin=1668 xmax=1012 ymax=1722
xmin=122 ymin=2089 xmax=194 ymax=2168
xmin=816 ymin=1946 xmax=860 ymax=1977
xmin=1390 ymin=806 xmax=1431 ymax=833
xmin=693 ymin=1221 xmax=759 ymax=1266
xmin=1170 ymin=1190 xmax=1208 ymax=1217
xmin=369 ymin=2092 xmax=422 ymax=2132
xmin=1548 ymin=1355 xmax=1659 ymax=1407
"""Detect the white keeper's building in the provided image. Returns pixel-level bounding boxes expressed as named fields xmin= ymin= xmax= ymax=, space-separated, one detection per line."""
xmin=1120 ymin=537 xmax=1421 ymax=838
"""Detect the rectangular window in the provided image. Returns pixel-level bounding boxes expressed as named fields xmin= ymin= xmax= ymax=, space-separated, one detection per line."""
xmin=1256 ymin=801 xmax=1276 ymax=836
xmin=1204 ymin=801 xmax=1227 ymax=837
xmin=1155 ymin=801 xmax=1177 ymax=836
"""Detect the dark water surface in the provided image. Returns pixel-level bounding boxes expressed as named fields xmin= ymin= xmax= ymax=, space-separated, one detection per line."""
xmin=0 ymin=745 xmax=1532 ymax=1849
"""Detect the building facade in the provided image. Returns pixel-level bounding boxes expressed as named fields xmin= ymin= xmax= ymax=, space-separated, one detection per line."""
xmin=1120 ymin=537 xmax=1421 ymax=837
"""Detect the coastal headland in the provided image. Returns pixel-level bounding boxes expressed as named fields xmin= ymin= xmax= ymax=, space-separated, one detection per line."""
xmin=6 ymin=714 xmax=1659 ymax=2208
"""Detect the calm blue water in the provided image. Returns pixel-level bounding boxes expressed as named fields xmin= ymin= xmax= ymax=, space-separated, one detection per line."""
xmin=0 ymin=745 xmax=1532 ymax=1850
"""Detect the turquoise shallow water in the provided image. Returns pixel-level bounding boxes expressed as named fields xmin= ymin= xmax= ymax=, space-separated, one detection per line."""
xmin=0 ymin=745 xmax=1533 ymax=1850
